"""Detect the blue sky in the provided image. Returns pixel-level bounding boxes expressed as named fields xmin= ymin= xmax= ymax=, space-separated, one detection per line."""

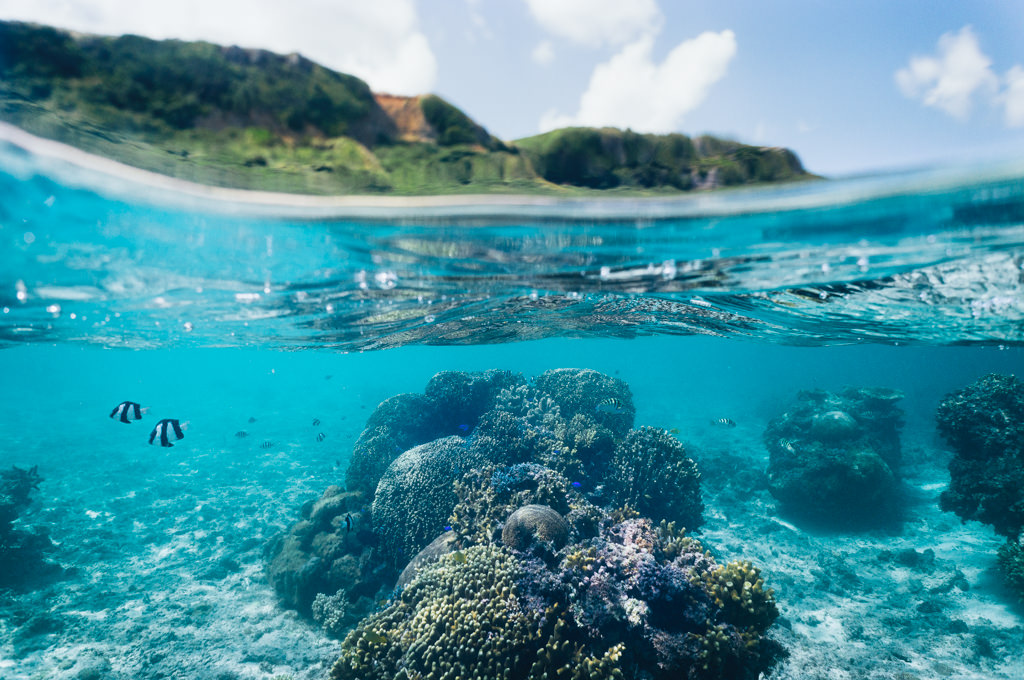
xmin=2 ymin=0 xmax=1024 ymax=176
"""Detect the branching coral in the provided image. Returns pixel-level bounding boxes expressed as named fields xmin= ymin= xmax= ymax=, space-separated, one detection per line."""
xmin=703 ymin=560 xmax=778 ymax=633
xmin=533 ymin=368 xmax=635 ymax=437
xmin=331 ymin=546 xmax=547 ymax=680
xmin=606 ymin=427 xmax=703 ymax=530
xmin=311 ymin=589 xmax=350 ymax=638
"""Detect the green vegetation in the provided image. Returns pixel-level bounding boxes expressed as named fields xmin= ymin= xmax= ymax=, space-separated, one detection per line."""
xmin=0 ymin=20 xmax=812 ymax=196
xmin=515 ymin=127 xmax=807 ymax=190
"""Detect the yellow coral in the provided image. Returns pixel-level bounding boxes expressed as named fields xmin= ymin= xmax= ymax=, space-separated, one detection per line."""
xmin=703 ymin=560 xmax=778 ymax=633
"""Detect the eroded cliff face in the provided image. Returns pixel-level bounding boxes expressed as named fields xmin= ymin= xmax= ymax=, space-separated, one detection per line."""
xmin=374 ymin=94 xmax=436 ymax=144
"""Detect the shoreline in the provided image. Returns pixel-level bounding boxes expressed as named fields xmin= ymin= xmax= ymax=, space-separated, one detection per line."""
xmin=2 ymin=121 xmax=1023 ymax=220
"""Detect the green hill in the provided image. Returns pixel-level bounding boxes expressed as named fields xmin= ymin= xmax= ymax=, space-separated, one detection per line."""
xmin=0 ymin=20 xmax=811 ymax=196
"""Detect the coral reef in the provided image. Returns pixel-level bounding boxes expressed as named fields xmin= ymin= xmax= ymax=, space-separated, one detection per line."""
xmin=533 ymin=368 xmax=636 ymax=438
xmin=311 ymin=589 xmax=350 ymax=638
xmin=502 ymin=504 xmax=570 ymax=553
xmin=936 ymin=374 xmax=1024 ymax=537
xmin=332 ymin=530 xmax=779 ymax=680
xmin=606 ymin=426 xmax=704 ymax=529
xmin=372 ymin=436 xmax=495 ymax=565
xmin=764 ymin=387 xmax=905 ymax=526
xmin=344 ymin=392 xmax=443 ymax=498
xmin=330 ymin=546 xmax=550 ymax=680
xmin=265 ymin=485 xmax=392 ymax=617
xmin=0 ymin=465 xmax=55 ymax=586
xmin=997 ymin=533 xmax=1024 ymax=600
xmin=271 ymin=367 xmax=781 ymax=678
xmin=424 ymin=368 xmax=526 ymax=433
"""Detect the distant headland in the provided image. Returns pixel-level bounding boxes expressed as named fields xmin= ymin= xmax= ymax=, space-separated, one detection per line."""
xmin=0 ymin=20 xmax=813 ymax=196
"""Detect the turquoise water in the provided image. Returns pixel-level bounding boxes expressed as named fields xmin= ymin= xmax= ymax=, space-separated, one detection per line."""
xmin=1 ymin=132 xmax=1024 ymax=680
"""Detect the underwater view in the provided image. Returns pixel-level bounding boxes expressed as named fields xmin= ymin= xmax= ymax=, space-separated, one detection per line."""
xmin=1 ymin=125 xmax=1024 ymax=680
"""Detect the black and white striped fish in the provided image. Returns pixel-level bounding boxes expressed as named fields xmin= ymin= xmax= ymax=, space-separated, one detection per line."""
xmin=110 ymin=400 xmax=146 ymax=424
xmin=595 ymin=397 xmax=626 ymax=415
xmin=149 ymin=419 xmax=185 ymax=447
xmin=709 ymin=417 xmax=737 ymax=428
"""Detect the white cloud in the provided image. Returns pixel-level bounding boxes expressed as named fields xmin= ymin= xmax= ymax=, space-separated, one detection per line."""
xmin=532 ymin=40 xmax=555 ymax=66
xmin=539 ymin=30 xmax=737 ymax=134
xmin=0 ymin=0 xmax=437 ymax=94
xmin=895 ymin=25 xmax=997 ymax=120
xmin=524 ymin=0 xmax=661 ymax=48
xmin=1003 ymin=65 xmax=1024 ymax=127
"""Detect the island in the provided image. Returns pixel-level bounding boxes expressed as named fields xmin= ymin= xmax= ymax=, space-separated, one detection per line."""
xmin=0 ymin=20 xmax=811 ymax=196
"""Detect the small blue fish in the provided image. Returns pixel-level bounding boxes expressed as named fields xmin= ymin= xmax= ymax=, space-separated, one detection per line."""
xmin=458 ymin=423 xmax=470 ymax=432
xmin=571 ymin=481 xmax=582 ymax=488
xmin=595 ymin=398 xmax=626 ymax=415
xmin=444 ymin=525 xmax=452 ymax=531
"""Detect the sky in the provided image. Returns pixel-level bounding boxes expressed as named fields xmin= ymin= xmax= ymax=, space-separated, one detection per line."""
xmin=2 ymin=0 xmax=1024 ymax=176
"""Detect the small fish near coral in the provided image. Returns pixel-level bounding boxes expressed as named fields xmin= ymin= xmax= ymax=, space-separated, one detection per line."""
xmin=149 ymin=418 xmax=186 ymax=447
xmin=709 ymin=417 xmax=737 ymax=428
xmin=260 ymin=441 xmax=274 ymax=449
xmin=110 ymin=400 xmax=146 ymax=423
xmin=594 ymin=397 xmax=626 ymax=415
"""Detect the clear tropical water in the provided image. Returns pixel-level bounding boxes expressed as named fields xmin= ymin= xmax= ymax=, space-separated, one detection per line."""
xmin=1 ymin=129 xmax=1023 ymax=680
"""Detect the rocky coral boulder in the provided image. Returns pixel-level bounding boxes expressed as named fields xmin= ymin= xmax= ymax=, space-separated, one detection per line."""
xmin=764 ymin=387 xmax=905 ymax=526
xmin=936 ymin=373 xmax=1024 ymax=537
xmin=265 ymin=486 xmax=389 ymax=617
xmin=345 ymin=393 xmax=445 ymax=498
xmin=372 ymin=436 xmax=495 ymax=566
xmin=502 ymin=504 xmax=569 ymax=553
xmin=424 ymin=369 xmax=526 ymax=433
